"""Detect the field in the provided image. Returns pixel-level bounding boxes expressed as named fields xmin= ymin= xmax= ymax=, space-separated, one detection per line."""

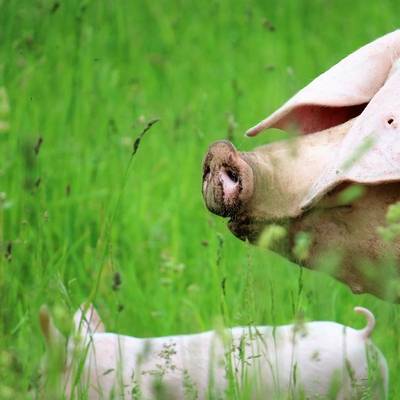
xmin=1 ymin=0 xmax=400 ymax=398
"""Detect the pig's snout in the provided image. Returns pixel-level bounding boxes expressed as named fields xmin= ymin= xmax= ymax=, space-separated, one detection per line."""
xmin=202 ymin=140 xmax=254 ymax=217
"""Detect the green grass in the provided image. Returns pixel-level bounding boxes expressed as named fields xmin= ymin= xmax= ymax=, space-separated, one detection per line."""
xmin=0 ymin=0 xmax=399 ymax=398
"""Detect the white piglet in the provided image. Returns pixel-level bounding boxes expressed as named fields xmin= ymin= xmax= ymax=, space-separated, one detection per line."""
xmin=39 ymin=305 xmax=388 ymax=399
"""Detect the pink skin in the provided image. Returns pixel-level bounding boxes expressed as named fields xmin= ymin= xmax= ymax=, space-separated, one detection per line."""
xmin=39 ymin=305 xmax=389 ymax=399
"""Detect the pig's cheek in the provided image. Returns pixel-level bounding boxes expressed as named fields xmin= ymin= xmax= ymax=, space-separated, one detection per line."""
xmin=289 ymin=210 xmax=350 ymax=265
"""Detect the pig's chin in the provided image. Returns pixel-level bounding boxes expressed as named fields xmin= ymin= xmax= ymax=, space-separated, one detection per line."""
xmin=227 ymin=215 xmax=268 ymax=243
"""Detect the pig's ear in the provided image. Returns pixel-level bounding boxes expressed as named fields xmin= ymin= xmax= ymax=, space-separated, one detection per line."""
xmin=39 ymin=305 xmax=64 ymax=347
xmin=246 ymin=30 xmax=400 ymax=136
xmin=301 ymin=61 xmax=400 ymax=209
xmin=73 ymin=303 xmax=105 ymax=337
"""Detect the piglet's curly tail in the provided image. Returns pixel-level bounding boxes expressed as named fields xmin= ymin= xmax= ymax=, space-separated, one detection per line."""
xmin=354 ymin=307 xmax=376 ymax=339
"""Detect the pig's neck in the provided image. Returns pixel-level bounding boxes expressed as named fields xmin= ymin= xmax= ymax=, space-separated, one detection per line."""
xmin=242 ymin=119 xmax=355 ymax=221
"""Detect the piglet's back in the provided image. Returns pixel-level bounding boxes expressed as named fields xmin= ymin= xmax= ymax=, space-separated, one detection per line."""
xmin=277 ymin=308 xmax=387 ymax=399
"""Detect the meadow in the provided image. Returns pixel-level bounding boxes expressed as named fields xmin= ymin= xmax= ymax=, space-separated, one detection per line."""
xmin=1 ymin=0 xmax=400 ymax=398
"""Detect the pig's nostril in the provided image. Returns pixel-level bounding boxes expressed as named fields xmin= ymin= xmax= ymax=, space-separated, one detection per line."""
xmin=225 ymin=168 xmax=239 ymax=183
xmin=219 ymin=167 xmax=240 ymax=206
xmin=203 ymin=165 xmax=211 ymax=181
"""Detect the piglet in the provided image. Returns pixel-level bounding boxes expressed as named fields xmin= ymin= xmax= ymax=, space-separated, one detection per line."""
xmin=39 ymin=305 xmax=388 ymax=399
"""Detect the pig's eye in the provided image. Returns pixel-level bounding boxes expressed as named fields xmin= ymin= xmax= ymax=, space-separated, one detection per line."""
xmin=386 ymin=117 xmax=395 ymax=126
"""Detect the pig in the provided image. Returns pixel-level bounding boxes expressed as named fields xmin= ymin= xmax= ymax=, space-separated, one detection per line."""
xmin=38 ymin=304 xmax=388 ymax=399
xmin=202 ymin=31 xmax=400 ymax=300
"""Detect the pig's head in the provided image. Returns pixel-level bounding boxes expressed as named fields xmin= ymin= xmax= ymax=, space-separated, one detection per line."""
xmin=202 ymin=119 xmax=353 ymax=243
xmin=202 ymin=31 xmax=400 ymax=300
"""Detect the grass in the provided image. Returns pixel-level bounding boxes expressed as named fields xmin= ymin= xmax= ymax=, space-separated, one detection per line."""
xmin=0 ymin=0 xmax=399 ymax=398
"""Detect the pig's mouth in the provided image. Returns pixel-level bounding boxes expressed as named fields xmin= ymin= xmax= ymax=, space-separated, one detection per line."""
xmin=222 ymin=195 xmax=353 ymax=244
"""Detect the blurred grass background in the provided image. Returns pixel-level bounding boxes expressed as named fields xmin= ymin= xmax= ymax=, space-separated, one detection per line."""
xmin=0 ymin=0 xmax=399 ymax=397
